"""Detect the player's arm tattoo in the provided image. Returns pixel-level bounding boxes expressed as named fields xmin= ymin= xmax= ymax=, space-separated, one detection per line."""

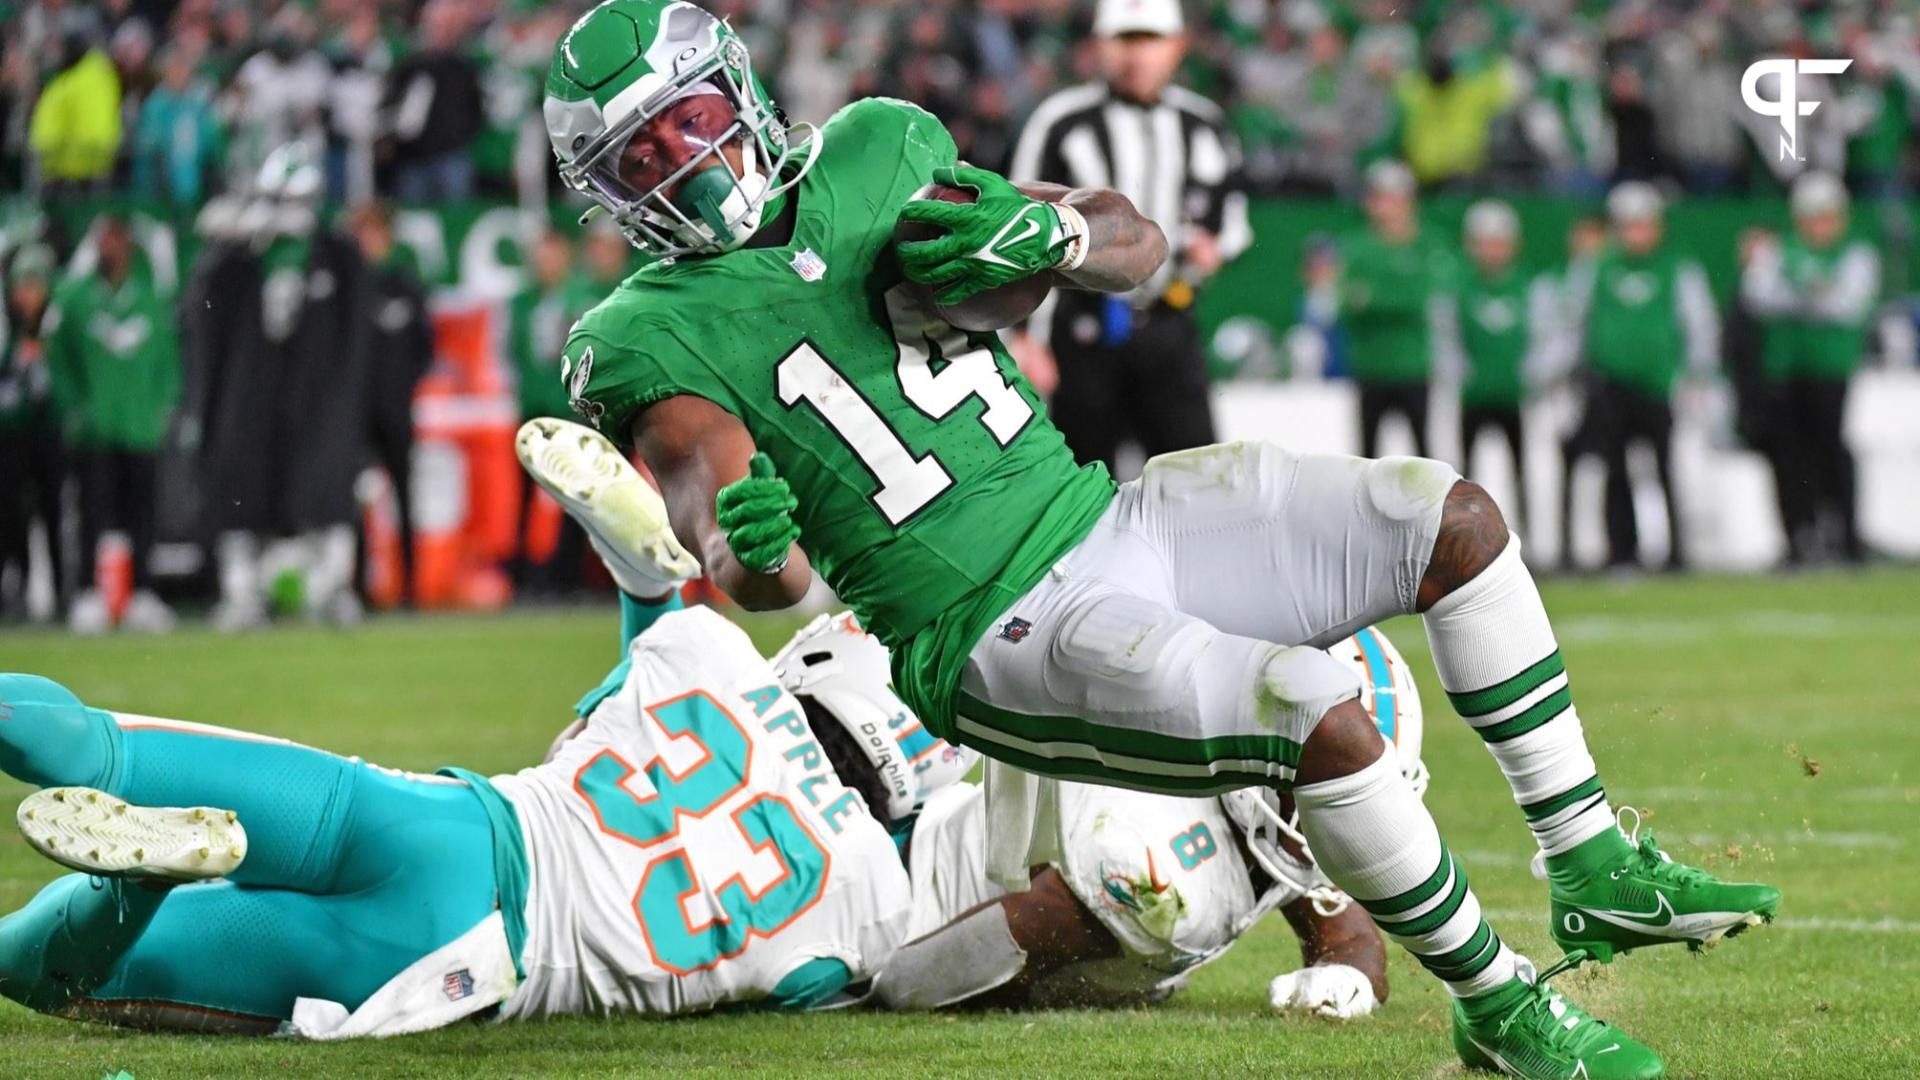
xmin=1416 ymin=480 xmax=1510 ymax=612
xmin=631 ymin=396 xmax=814 ymax=611
xmin=1015 ymin=181 xmax=1169 ymax=295
xmin=1280 ymin=897 xmax=1391 ymax=1005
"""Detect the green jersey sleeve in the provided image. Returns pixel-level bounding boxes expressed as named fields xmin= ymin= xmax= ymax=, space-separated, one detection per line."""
xmin=887 ymin=97 xmax=959 ymax=173
xmin=560 ymin=304 xmax=723 ymax=436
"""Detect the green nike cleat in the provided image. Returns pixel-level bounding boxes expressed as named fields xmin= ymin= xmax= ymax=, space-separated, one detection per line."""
xmin=1547 ymin=810 xmax=1781 ymax=962
xmin=1454 ymin=951 xmax=1664 ymax=1079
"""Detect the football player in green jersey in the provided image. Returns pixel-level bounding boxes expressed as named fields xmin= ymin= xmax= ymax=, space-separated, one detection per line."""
xmin=544 ymin=4 xmax=1777 ymax=1075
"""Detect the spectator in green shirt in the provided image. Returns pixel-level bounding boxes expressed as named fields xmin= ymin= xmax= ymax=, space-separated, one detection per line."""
xmin=1740 ymin=172 xmax=1879 ymax=565
xmin=511 ymin=228 xmax=600 ymax=596
xmin=45 ymin=214 xmax=180 ymax=632
xmin=1563 ymin=182 xmax=1718 ymax=571
xmin=1337 ymin=159 xmax=1458 ymax=458
xmin=508 ymin=229 xmax=595 ymax=425
xmin=1448 ymin=199 xmax=1560 ymax=538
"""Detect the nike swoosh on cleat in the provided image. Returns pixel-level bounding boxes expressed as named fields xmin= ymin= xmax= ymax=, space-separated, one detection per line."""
xmin=1582 ymin=892 xmax=1675 ymax=929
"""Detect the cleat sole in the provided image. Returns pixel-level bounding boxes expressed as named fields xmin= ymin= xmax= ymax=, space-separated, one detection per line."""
xmin=514 ymin=419 xmax=699 ymax=593
xmin=17 ymin=787 xmax=247 ymax=882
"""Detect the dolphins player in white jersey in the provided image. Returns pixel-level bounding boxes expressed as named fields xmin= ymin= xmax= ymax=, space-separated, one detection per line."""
xmin=0 ymin=424 xmax=913 ymax=1036
xmin=531 ymin=417 xmax=1430 ymax=1022
xmin=779 ymin=615 xmax=1427 ymax=1018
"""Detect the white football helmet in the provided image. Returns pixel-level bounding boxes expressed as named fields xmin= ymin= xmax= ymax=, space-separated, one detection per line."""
xmin=772 ymin=612 xmax=979 ymax=827
xmin=1326 ymin=625 xmax=1428 ymax=796
xmin=1220 ymin=625 xmax=1430 ymax=916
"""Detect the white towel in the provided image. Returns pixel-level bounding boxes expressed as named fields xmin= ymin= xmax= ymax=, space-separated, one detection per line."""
xmin=285 ymin=911 xmax=518 ymax=1040
xmin=982 ymin=759 xmax=1062 ymax=892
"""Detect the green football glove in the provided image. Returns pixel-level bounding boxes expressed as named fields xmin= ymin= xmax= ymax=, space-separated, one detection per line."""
xmin=715 ymin=453 xmax=801 ymax=574
xmin=896 ymin=165 xmax=1087 ymax=305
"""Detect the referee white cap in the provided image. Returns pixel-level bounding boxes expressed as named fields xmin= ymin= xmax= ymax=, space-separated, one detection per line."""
xmin=1791 ymin=171 xmax=1848 ymax=218
xmin=1606 ymin=180 xmax=1663 ymax=223
xmin=1094 ymin=0 xmax=1184 ymax=37
xmin=1364 ymin=159 xmax=1416 ymax=197
xmin=1465 ymin=199 xmax=1518 ymax=241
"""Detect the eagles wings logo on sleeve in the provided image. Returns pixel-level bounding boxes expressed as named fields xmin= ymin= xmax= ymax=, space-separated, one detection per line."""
xmin=564 ymin=345 xmax=604 ymax=424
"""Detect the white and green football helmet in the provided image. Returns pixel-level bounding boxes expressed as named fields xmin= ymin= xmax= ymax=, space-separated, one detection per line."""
xmin=543 ymin=0 xmax=818 ymax=258
xmin=1220 ymin=626 xmax=1430 ymax=916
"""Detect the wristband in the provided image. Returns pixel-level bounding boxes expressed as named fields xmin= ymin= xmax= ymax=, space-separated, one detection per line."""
xmin=1051 ymin=202 xmax=1091 ymax=272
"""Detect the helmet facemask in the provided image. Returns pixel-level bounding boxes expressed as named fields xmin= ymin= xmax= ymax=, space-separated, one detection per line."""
xmin=1219 ymin=788 xmax=1352 ymax=918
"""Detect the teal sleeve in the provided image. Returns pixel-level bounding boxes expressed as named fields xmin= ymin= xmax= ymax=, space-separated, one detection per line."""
xmin=574 ymin=590 xmax=686 ymax=719
xmin=618 ymin=588 xmax=684 ymax=657
xmin=763 ymin=957 xmax=855 ymax=1009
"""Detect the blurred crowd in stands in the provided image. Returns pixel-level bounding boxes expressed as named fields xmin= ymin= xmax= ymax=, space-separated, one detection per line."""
xmin=5 ymin=0 xmax=1920 ymax=204
xmin=1 ymin=0 xmax=1915 ymax=632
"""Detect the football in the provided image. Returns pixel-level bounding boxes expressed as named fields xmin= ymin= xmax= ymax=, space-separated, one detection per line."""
xmin=894 ymin=182 xmax=1055 ymax=333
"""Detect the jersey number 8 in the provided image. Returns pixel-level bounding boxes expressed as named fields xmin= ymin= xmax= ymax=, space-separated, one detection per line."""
xmin=574 ymin=691 xmax=830 ymax=975
xmin=777 ymin=287 xmax=1034 ymax=525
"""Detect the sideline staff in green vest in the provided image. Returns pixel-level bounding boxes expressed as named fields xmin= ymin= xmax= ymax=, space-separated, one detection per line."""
xmin=45 ymin=214 xmax=180 ymax=633
xmin=1337 ymin=160 xmax=1459 ymax=458
xmin=1739 ymin=172 xmax=1878 ymax=565
xmin=509 ymin=227 xmax=601 ymax=595
xmin=1564 ymin=182 xmax=1718 ymax=571
xmin=1449 ymin=199 xmax=1559 ymax=537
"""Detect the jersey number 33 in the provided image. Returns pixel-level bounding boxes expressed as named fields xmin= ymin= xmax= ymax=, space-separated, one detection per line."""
xmin=573 ymin=691 xmax=829 ymax=974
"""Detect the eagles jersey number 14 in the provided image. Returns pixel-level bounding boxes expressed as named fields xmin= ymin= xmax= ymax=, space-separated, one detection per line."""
xmin=563 ymin=98 xmax=1115 ymax=684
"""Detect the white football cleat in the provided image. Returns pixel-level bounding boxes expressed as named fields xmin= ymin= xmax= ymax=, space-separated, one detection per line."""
xmin=17 ymin=787 xmax=248 ymax=883
xmin=516 ymin=418 xmax=701 ymax=598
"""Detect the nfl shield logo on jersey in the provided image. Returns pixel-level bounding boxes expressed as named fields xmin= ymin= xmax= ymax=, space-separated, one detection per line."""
xmin=789 ymin=248 xmax=827 ymax=282
xmin=997 ymin=617 xmax=1033 ymax=643
xmin=442 ymin=968 xmax=476 ymax=1002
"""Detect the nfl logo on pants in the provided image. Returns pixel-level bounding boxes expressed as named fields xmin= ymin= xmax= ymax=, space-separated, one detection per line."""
xmin=443 ymin=969 xmax=476 ymax=1002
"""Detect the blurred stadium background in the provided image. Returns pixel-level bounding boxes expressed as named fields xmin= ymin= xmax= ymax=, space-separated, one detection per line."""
xmin=1 ymin=0 xmax=1917 ymax=628
xmin=3 ymin=3 xmax=1920 ymax=1075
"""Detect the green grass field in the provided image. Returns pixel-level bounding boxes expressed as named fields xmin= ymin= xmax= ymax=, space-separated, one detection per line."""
xmin=2 ymin=570 xmax=1917 ymax=1078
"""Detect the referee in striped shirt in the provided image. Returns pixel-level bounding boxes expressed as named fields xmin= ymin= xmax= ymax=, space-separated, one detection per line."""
xmin=1007 ymin=0 xmax=1252 ymax=472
